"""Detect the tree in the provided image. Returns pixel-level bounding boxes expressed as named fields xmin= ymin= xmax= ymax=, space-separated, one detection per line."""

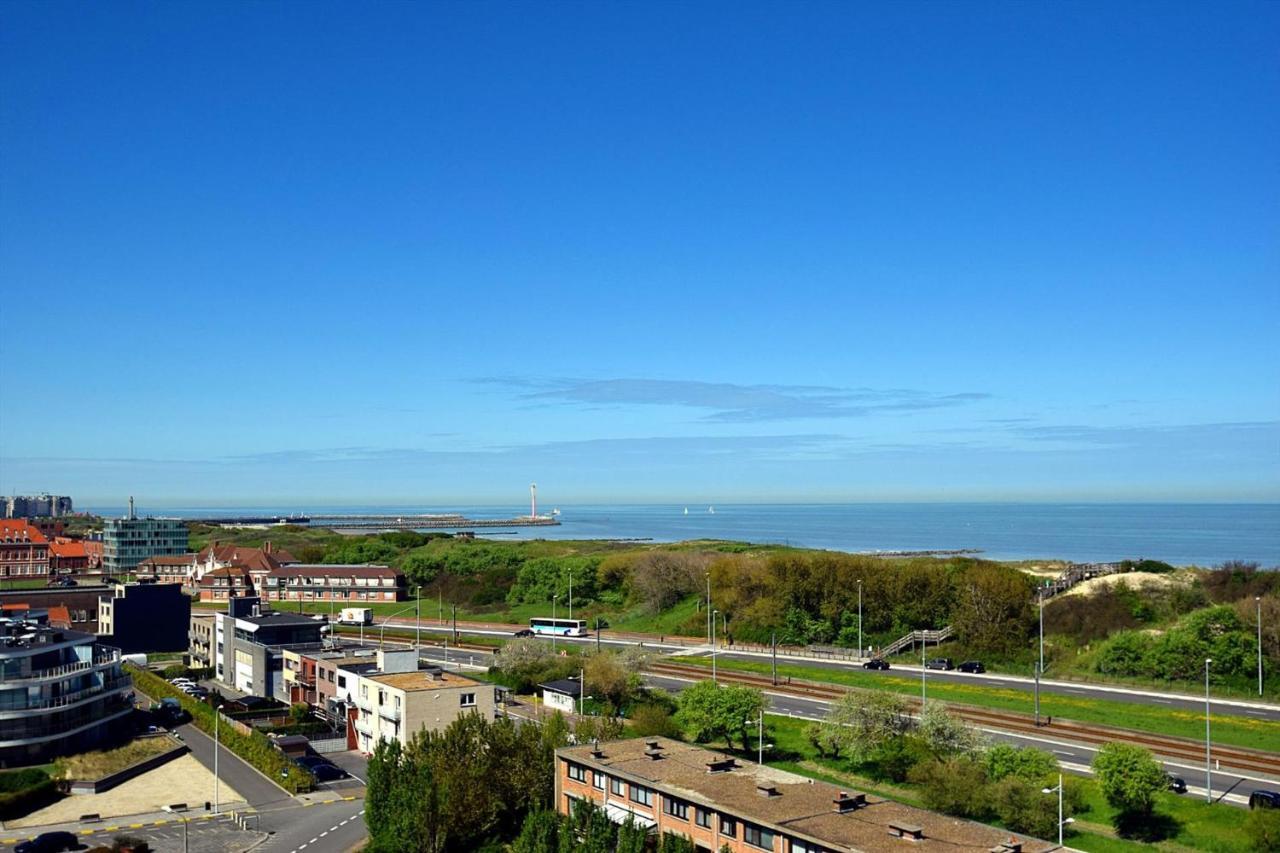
xmin=950 ymin=563 xmax=1035 ymax=654
xmin=511 ymin=808 xmax=560 ymax=853
xmin=811 ymin=689 xmax=911 ymax=763
xmin=1091 ymin=742 xmax=1166 ymax=821
xmin=675 ymin=681 xmax=764 ymax=751
xmin=916 ymin=704 xmax=984 ymax=757
xmin=583 ymin=652 xmax=638 ymax=715
xmin=984 ymin=744 xmax=1057 ymax=783
xmin=989 ymin=776 xmax=1062 ymax=838
xmin=657 ymin=833 xmax=695 ymax=853
xmin=632 ymin=703 xmax=681 ymax=738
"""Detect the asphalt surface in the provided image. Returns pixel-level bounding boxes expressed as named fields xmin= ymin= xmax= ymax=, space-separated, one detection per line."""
xmin=643 ymin=673 xmax=1277 ymax=808
xmin=389 ymin=619 xmax=1280 ymax=721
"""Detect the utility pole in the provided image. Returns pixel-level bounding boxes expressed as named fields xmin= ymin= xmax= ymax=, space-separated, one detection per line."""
xmin=552 ymin=595 xmax=558 ymax=652
xmin=214 ymin=704 xmax=224 ymax=814
xmin=451 ymin=603 xmax=457 ymax=644
xmin=568 ymin=569 xmax=573 ymax=622
xmin=1035 ymin=589 xmax=1043 ymax=726
xmin=921 ymin=638 xmax=927 ymax=708
xmin=705 ymin=572 xmax=712 ymax=647
xmin=1205 ymin=658 xmax=1213 ymax=803
xmin=415 ymin=585 xmax=421 ymax=651
xmin=595 ymin=617 xmax=601 ymax=653
xmin=758 ymin=706 xmax=765 ymax=765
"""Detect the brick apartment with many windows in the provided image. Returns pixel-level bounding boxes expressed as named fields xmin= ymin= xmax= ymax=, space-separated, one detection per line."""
xmin=262 ymin=565 xmax=405 ymax=602
xmin=555 ymin=738 xmax=1049 ymax=853
xmin=0 ymin=520 xmax=50 ymax=579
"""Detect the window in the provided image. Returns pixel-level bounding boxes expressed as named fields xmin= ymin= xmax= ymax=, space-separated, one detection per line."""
xmin=628 ymin=784 xmax=653 ymax=807
xmin=610 ymin=777 xmax=624 ymax=796
xmin=566 ymin=762 xmax=587 ymax=783
xmin=744 ymin=824 xmax=775 ymax=850
xmin=695 ymin=808 xmax=711 ymax=829
xmin=788 ymin=841 xmax=830 ymax=853
xmin=592 ymin=771 xmax=604 ymax=790
xmin=460 ymin=693 xmax=476 ymax=707
xmin=662 ymin=796 xmax=689 ymax=820
xmin=719 ymin=817 xmax=737 ymax=837
xmin=337 ymin=675 xmax=346 ymax=688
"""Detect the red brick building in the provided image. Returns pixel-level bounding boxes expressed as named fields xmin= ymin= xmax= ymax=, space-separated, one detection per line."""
xmin=0 ymin=520 xmax=50 ymax=579
xmin=262 ymin=565 xmax=405 ymax=602
xmin=197 ymin=565 xmax=256 ymax=601
xmin=48 ymin=538 xmax=89 ymax=573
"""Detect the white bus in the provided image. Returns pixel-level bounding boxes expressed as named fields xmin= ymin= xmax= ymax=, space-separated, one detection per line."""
xmin=529 ymin=618 xmax=587 ymax=637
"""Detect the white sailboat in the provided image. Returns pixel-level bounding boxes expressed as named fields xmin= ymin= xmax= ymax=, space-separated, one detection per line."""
xmin=708 ymin=506 xmax=715 ymax=514
xmin=683 ymin=507 xmax=688 ymax=515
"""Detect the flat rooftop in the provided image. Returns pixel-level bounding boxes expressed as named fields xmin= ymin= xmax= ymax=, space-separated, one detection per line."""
xmin=367 ymin=669 xmax=481 ymax=693
xmin=558 ymin=738 xmax=1051 ymax=853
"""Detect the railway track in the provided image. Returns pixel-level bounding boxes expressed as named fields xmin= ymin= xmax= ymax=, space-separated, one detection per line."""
xmin=646 ymin=662 xmax=1280 ymax=778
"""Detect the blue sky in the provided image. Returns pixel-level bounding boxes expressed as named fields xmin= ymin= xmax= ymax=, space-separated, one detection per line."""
xmin=1 ymin=1 xmax=1277 ymax=507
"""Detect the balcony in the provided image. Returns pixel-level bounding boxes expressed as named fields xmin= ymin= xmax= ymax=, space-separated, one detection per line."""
xmin=0 ymin=651 xmax=121 ymax=685
xmin=0 ymin=676 xmax=132 ymax=716
xmin=377 ymin=705 xmax=402 ymax=722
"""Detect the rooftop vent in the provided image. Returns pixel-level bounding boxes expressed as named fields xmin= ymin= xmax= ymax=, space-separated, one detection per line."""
xmin=755 ymin=783 xmax=779 ymax=798
xmin=643 ymin=742 xmax=664 ymax=760
xmin=590 ymin=740 xmax=605 ymax=760
xmin=888 ymin=821 xmax=924 ymax=842
xmin=990 ymin=841 xmax=1022 ymax=853
xmin=706 ymin=757 xmax=737 ymax=774
xmin=833 ymin=791 xmax=866 ymax=813
xmin=644 ymin=739 xmax=662 ymax=750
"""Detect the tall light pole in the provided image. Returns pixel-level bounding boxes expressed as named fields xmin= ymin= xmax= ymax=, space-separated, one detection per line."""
xmin=921 ymin=636 xmax=927 ymax=708
xmin=705 ymin=572 xmax=712 ymax=647
xmin=1257 ymin=596 xmax=1264 ymax=697
xmin=552 ymin=595 xmax=559 ymax=652
xmin=214 ymin=704 xmax=225 ymax=814
xmin=1041 ymin=773 xmax=1071 ymax=848
xmin=1035 ymin=588 xmax=1044 ymax=726
xmin=712 ymin=609 xmax=719 ymax=684
xmin=857 ymin=580 xmax=863 ymax=660
xmin=568 ymin=569 xmax=574 ymax=622
xmin=379 ymin=603 xmax=417 ymax=648
xmin=415 ymin=585 xmax=421 ymax=651
xmin=1205 ymin=658 xmax=1213 ymax=803
xmin=757 ymin=706 xmax=765 ymax=766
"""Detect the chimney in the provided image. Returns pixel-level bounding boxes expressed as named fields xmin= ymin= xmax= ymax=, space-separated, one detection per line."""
xmin=706 ymin=757 xmax=737 ymax=774
xmin=643 ymin=741 xmax=664 ymax=760
xmin=755 ymin=783 xmax=779 ymax=798
xmin=833 ymin=791 xmax=865 ymax=813
xmin=264 ymin=541 xmax=272 ymax=555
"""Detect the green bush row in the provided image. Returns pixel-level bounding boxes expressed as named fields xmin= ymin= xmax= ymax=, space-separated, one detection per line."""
xmin=125 ymin=664 xmax=313 ymax=794
xmin=0 ymin=769 xmax=58 ymax=820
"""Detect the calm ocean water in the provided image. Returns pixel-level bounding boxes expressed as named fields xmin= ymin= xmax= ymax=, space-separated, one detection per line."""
xmin=90 ymin=503 xmax=1280 ymax=567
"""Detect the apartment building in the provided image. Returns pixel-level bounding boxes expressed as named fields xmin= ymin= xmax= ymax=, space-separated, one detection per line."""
xmin=3 ymin=495 xmax=73 ymax=519
xmin=97 ymin=583 xmax=190 ymax=653
xmin=47 ymin=538 xmax=89 ymax=573
xmin=101 ymin=507 xmax=188 ymax=575
xmin=0 ymin=615 xmax=132 ymax=766
xmin=0 ymin=520 xmax=50 ymax=579
xmin=212 ymin=599 xmax=326 ymax=696
xmin=556 ymin=738 xmax=1049 ymax=853
xmin=336 ymin=650 xmax=494 ymax=753
xmin=189 ymin=611 xmax=216 ymax=668
xmin=262 ymin=564 xmax=405 ymax=603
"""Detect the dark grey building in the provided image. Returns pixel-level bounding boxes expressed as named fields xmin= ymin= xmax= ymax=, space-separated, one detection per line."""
xmin=97 ymin=583 xmax=191 ymax=654
xmin=213 ymin=598 xmax=326 ymax=698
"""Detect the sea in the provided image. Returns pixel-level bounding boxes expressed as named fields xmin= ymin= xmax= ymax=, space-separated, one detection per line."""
xmin=85 ymin=503 xmax=1280 ymax=567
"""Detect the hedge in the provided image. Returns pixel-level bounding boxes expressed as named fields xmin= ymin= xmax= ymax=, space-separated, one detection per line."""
xmin=125 ymin=664 xmax=313 ymax=794
xmin=0 ymin=768 xmax=59 ymax=819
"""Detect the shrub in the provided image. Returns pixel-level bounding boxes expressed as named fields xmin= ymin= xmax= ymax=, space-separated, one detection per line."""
xmin=630 ymin=703 xmax=681 ymax=738
xmin=1091 ymin=742 xmax=1165 ymax=821
xmin=990 ymin=775 xmax=1062 ymax=838
xmin=909 ymin=756 xmax=989 ymax=818
xmin=984 ymin=744 xmax=1058 ymax=783
xmin=1245 ymin=807 xmax=1280 ymax=852
xmin=0 ymin=768 xmax=58 ymax=820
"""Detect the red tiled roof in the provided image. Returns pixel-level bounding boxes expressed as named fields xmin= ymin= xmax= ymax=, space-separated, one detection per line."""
xmin=47 ymin=605 xmax=72 ymax=627
xmin=48 ymin=540 xmax=88 ymax=559
xmin=139 ymin=554 xmax=196 ymax=567
xmin=0 ymin=520 xmax=49 ymax=544
xmin=268 ymin=564 xmax=402 ymax=580
xmin=198 ymin=543 xmax=293 ymax=573
xmin=199 ymin=565 xmax=254 ymax=584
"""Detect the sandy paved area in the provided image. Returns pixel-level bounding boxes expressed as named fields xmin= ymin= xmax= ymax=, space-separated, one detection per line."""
xmin=8 ymin=754 xmax=246 ymax=828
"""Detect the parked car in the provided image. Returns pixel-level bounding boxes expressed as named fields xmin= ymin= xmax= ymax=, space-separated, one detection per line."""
xmin=1166 ymin=773 xmax=1187 ymax=794
xmin=925 ymin=658 xmax=954 ymax=671
xmin=1250 ymin=790 xmax=1280 ymax=809
xmin=513 ymin=629 xmax=535 ymax=638
xmin=170 ymin=678 xmax=194 ymax=686
xmin=862 ymin=659 xmax=890 ymax=670
xmin=957 ymin=660 xmax=985 ymax=674
xmin=15 ymin=830 xmax=81 ymax=852
xmin=295 ymin=755 xmax=349 ymax=781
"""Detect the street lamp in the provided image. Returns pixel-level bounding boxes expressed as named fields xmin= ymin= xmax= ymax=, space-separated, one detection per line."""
xmin=705 ymin=572 xmax=712 ymax=647
xmin=1041 ymin=773 xmax=1074 ymax=848
xmin=415 ymin=585 xmax=421 ymax=650
xmin=1257 ymin=597 xmax=1264 ymax=697
xmin=379 ymin=602 xmax=418 ymax=648
xmin=214 ymin=703 xmax=225 ymax=814
xmin=552 ymin=595 xmax=559 ymax=652
xmin=747 ymin=708 xmax=770 ymax=766
xmin=712 ymin=609 xmax=719 ymax=684
xmin=567 ymin=568 xmax=574 ymax=622
xmin=1205 ymin=657 xmax=1213 ymax=803
xmin=856 ymin=579 xmax=863 ymax=660
xmin=921 ymin=636 xmax=927 ymax=708
xmin=1035 ymin=588 xmax=1044 ymax=726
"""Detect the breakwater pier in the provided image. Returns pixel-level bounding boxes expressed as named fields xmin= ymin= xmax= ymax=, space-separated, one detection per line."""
xmin=306 ymin=513 xmax=560 ymax=530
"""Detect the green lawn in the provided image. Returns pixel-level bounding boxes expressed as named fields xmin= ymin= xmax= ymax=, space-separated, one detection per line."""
xmin=746 ymin=715 xmax=1254 ymax=853
xmin=672 ymin=656 xmax=1280 ymax=753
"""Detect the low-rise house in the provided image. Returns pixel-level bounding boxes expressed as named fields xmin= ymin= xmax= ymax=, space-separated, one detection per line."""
xmin=556 ymin=738 xmax=1051 ymax=853
xmin=0 ymin=520 xmax=50 ymax=579
xmin=262 ymin=564 xmax=405 ymax=603
xmin=540 ymin=677 xmax=582 ymax=714
xmin=136 ymin=554 xmax=198 ymax=584
xmin=198 ymin=565 xmax=256 ymax=601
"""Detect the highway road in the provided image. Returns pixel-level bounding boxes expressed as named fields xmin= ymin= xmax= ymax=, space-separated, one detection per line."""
xmin=643 ymin=673 xmax=1277 ymax=808
xmin=383 ymin=618 xmax=1280 ymax=721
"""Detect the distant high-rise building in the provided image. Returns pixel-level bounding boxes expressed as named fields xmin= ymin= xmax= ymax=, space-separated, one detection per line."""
xmin=101 ymin=499 xmax=188 ymax=574
xmin=3 ymin=494 xmax=73 ymax=519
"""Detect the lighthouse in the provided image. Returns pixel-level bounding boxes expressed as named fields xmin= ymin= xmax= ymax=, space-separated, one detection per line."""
xmin=530 ymin=483 xmax=538 ymax=519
